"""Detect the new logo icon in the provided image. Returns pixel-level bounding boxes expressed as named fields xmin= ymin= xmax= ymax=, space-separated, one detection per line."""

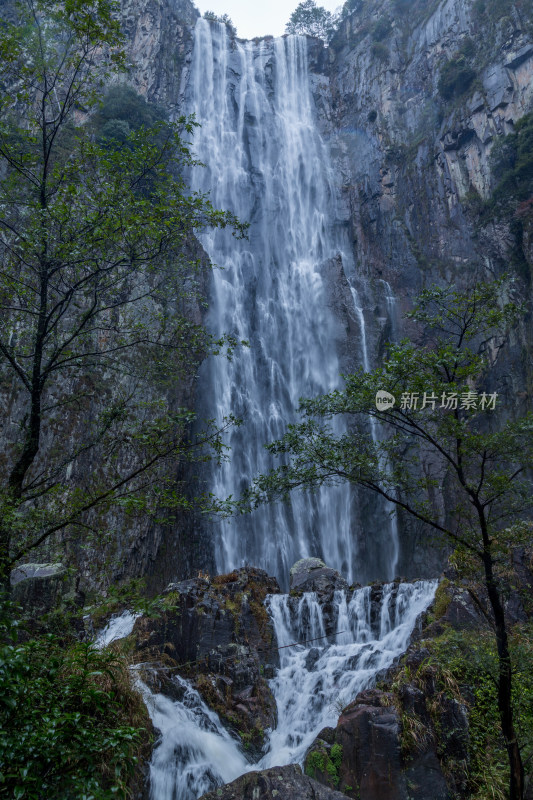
xmin=375 ymin=390 xmax=395 ymax=410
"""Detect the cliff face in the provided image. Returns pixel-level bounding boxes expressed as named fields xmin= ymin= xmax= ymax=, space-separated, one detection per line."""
xmin=301 ymin=0 xmax=533 ymax=577
xmin=308 ymin=0 xmax=533 ymax=364
xmin=1 ymin=0 xmax=208 ymax=597
xmin=6 ymin=0 xmax=532 ymax=592
xmin=120 ymin=0 xmax=198 ymax=110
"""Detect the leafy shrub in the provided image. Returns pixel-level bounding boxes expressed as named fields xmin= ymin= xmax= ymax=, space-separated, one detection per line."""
xmin=429 ymin=626 xmax=533 ymax=799
xmin=490 ymin=112 xmax=533 ymax=204
xmin=0 ymin=601 xmax=149 ymax=799
xmin=371 ymin=41 xmax=390 ymax=62
xmin=458 ymin=36 xmax=476 ymax=59
xmin=438 ymin=55 xmax=476 ymax=100
xmin=372 ymin=16 xmax=392 ymax=41
xmin=285 ymin=0 xmax=335 ymax=41
xmin=95 ymin=86 xmax=166 ymax=138
xmin=203 ymin=11 xmax=236 ymax=35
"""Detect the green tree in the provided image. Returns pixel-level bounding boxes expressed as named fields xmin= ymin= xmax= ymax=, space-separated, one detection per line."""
xmin=285 ymin=0 xmax=335 ymax=41
xmin=0 ymin=0 xmax=244 ymax=586
xmin=203 ymin=11 xmax=237 ymax=36
xmin=244 ymin=278 xmax=532 ymax=800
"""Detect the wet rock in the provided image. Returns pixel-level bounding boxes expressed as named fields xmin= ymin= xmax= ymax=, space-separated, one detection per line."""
xmin=290 ymin=558 xmax=349 ymax=598
xmin=336 ymin=692 xmax=406 ymax=800
xmin=439 ymin=586 xmax=487 ymax=631
xmin=304 ymin=679 xmax=468 ymax=800
xmin=10 ymin=562 xmax=82 ymax=615
xmin=305 ymin=689 xmax=409 ymax=799
xmin=133 ymin=567 xmax=280 ymax=758
xmin=198 ymin=764 xmax=350 ymax=800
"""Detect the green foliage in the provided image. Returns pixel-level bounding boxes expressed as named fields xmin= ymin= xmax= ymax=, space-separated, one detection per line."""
xmin=306 ymin=749 xmax=326 ymax=777
xmin=285 ymin=0 xmax=335 ymax=41
xmin=305 ymin=743 xmax=343 ymax=788
xmin=0 ymin=0 xmax=246 ymax=579
xmin=431 ymin=578 xmax=452 ymax=620
xmin=489 ymin=112 xmax=533 ymax=210
xmin=0 ymin=598 xmax=149 ymax=799
xmin=93 ymin=85 xmax=166 ymax=145
xmin=371 ymin=16 xmax=392 ymax=41
xmin=438 ymin=54 xmax=476 ymax=100
xmin=242 ymin=277 xmax=531 ymax=558
xmin=428 ymin=626 xmax=533 ymax=799
xmin=203 ymin=11 xmax=236 ymax=35
xmin=371 ymin=41 xmax=390 ymax=63
xmin=329 ymin=743 xmax=343 ymax=786
xmin=241 ymin=277 xmax=531 ymax=799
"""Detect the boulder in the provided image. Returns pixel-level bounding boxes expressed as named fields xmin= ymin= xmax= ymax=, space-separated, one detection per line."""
xmin=304 ymin=680 xmax=468 ymax=800
xmin=337 ymin=695 xmax=405 ymax=800
xmin=10 ymin=562 xmax=82 ymax=615
xmin=133 ymin=567 xmax=280 ymax=757
xmin=198 ymin=764 xmax=350 ymax=800
xmin=290 ymin=558 xmax=348 ymax=598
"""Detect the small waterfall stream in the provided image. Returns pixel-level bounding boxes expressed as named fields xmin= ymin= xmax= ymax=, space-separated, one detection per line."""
xmin=140 ymin=580 xmax=437 ymax=800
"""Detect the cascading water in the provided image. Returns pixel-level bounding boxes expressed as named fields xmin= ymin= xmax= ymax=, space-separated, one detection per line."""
xmin=138 ymin=675 xmax=250 ymax=800
xmin=141 ymin=580 xmax=437 ymax=799
xmin=260 ymin=580 xmax=436 ymax=766
xmin=350 ymin=286 xmax=399 ymax=579
xmin=136 ymin=19 xmax=437 ymax=800
xmin=187 ymin=20 xmax=359 ymax=584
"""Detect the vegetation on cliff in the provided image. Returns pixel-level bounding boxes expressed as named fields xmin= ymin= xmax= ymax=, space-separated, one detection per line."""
xmin=285 ymin=0 xmax=335 ymax=41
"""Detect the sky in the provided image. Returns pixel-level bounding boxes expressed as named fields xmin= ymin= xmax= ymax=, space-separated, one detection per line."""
xmin=193 ymin=0 xmax=343 ymax=40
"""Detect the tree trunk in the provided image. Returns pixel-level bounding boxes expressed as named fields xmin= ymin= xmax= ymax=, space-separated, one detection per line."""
xmin=482 ymin=546 xmax=524 ymax=800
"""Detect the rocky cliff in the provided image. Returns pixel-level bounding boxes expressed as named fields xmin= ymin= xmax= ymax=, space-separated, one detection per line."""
xmin=308 ymin=0 xmax=532 ymax=391
xmin=7 ymin=0 xmax=532 ymax=593
xmin=303 ymin=0 xmax=533 ymax=577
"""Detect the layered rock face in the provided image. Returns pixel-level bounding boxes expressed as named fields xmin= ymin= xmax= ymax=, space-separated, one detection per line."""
xmin=302 ymin=0 xmax=533 ymax=578
xmin=312 ymin=0 xmax=533 ymax=295
xmin=198 ymin=764 xmax=350 ymax=800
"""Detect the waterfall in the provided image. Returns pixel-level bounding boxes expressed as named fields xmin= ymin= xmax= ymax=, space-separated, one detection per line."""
xmin=141 ymin=580 xmax=437 ymax=799
xmin=187 ymin=20 xmax=357 ymax=584
xmin=141 ymin=24 xmax=437 ymax=798
xmin=138 ymin=675 xmax=249 ymax=800
xmin=94 ymin=610 xmax=140 ymax=648
xmin=261 ymin=580 xmax=436 ymax=766
xmin=350 ymin=287 xmax=399 ymax=579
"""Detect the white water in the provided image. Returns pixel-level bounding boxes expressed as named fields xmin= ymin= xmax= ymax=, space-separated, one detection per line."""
xmin=350 ymin=286 xmax=399 ymax=580
xmin=187 ymin=20 xmax=358 ymax=584
xmin=260 ymin=580 xmax=436 ymax=765
xmin=143 ymin=580 xmax=437 ymax=799
xmin=138 ymin=675 xmax=249 ymax=800
xmin=95 ymin=610 xmax=140 ymax=648
xmin=139 ymin=19 xmax=436 ymax=800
